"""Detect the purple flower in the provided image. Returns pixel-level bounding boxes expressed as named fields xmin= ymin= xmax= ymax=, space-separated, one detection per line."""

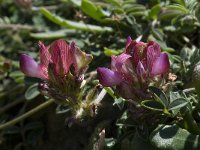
xmin=20 ymin=39 xmax=92 ymax=82
xmin=20 ymin=54 xmax=48 ymax=80
xmin=97 ymin=67 xmax=123 ymax=86
xmin=20 ymin=39 xmax=93 ymax=102
xmin=97 ymin=37 xmax=170 ymax=99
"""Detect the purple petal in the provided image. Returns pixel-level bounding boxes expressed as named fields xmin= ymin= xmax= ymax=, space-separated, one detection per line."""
xmin=131 ymin=42 xmax=146 ymax=67
xmin=97 ymin=67 xmax=123 ymax=87
xmin=151 ymin=53 xmax=170 ymax=76
xmin=146 ymin=41 xmax=161 ymax=71
xmin=125 ymin=40 xmax=137 ymax=54
xmin=49 ymin=39 xmax=74 ymax=75
xmin=38 ymin=41 xmax=51 ymax=67
xmin=125 ymin=36 xmax=132 ymax=49
xmin=136 ymin=61 xmax=146 ymax=77
xmin=19 ymin=54 xmax=47 ymax=79
xmin=111 ymin=53 xmax=134 ymax=81
xmin=111 ymin=53 xmax=131 ymax=71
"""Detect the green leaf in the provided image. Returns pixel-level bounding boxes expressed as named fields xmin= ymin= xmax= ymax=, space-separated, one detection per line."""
xmin=39 ymin=7 xmax=113 ymax=32
xmin=141 ymin=100 xmax=164 ymax=111
xmin=148 ymin=4 xmax=161 ymax=19
xmin=150 ymin=125 xmax=200 ymax=150
xmin=106 ymin=0 xmax=121 ymax=7
xmin=116 ymin=114 xmax=137 ymax=127
xmin=56 ymin=105 xmax=71 ymax=114
xmin=159 ymin=10 xmax=183 ymax=20
xmin=81 ymin=0 xmax=107 ymax=21
xmin=151 ymin=28 xmax=164 ymax=41
xmin=125 ymin=4 xmax=146 ymax=13
xmin=169 ymin=91 xmax=180 ymax=102
xmin=112 ymin=8 xmax=124 ymax=14
xmin=69 ymin=0 xmax=81 ymax=7
xmin=9 ymin=71 xmax=24 ymax=78
xmin=130 ymin=11 xmax=147 ymax=17
xmin=113 ymin=97 xmax=125 ymax=110
xmin=9 ymin=71 xmax=24 ymax=83
xmin=104 ymin=87 xmax=115 ymax=99
xmin=169 ymin=98 xmax=188 ymax=110
xmin=25 ymin=83 xmax=40 ymax=100
xmin=172 ymin=0 xmax=186 ymax=6
xmin=166 ymin=4 xmax=188 ymax=14
xmin=104 ymin=47 xmax=122 ymax=56
xmin=190 ymin=48 xmax=200 ymax=66
xmin=148 ymin=36 xmax=175 ymax=52
xmin=105 ymin=138 xmax=116 ymax=148
xmin=149 ymin=86 xmax=169 ymax=108
xmin=30 ymin=29 xmax=76 ymax=39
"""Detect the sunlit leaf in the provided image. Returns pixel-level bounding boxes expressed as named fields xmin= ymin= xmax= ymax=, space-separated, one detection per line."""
xmin=81 ymin=0 xmax=108 ymax=21
xmin=104 ymin=47 xmax=122 ymax=56
xmin=56 ymin=104 xmax=71 ymax=114
xmin=169 ymin=98 xmax=188 ymax=110
xmin=30 ymin=29 xmax=77 ymax=39
xmin=149 ymin=86 xmax=169 ymax=108
xmin=150 ymin=125 xmax=200 ymax=150
xmin=40 ymin=7 xmax=113 ymax=32
xmin=148 ymin=4 xmax=161 ymax=19
xmin=141 ymin=100 xmax=164 ymax=111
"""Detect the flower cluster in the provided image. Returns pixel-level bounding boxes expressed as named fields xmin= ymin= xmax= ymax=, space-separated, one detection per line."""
xmin=19 ymin=38 xmax=170 ymax=119
xmin=20 ymin=39 xmax=92 ymax=103
xmin=97 ymin=37 xmax=170 ymax=100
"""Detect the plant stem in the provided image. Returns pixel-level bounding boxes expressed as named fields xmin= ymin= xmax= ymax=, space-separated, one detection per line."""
xmin=92 ymin=89 xmax=107 ymax=105
xmin=0 ymin=99 xmax=54 ymax=130
xmin=0 ymin=24 xmax=42 ymax=31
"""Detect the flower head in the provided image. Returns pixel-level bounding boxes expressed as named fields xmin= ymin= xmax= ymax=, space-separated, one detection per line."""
xmin=20 ymin=39 xmax=93 ymax=102
xmin=97 ymin=37 xmax=170 ymax=100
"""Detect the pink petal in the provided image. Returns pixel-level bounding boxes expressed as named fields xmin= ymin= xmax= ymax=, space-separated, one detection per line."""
xmin=146 ymin=41 xmax=161 ymax=71
xmin=111 ymin=53 xmax=134 ymax=80
xmin=97 ymin=67 xmax=123 ymax=87
xmin=151 ymin=53 xmax=170 ymax=76
xmin=125 ymin=36 xmax=132 ymax=49
xmin=19 ymin=54 xmax=47 ymax=79
xmin=136 ymin=61 xmax=146 ymax=77
xmin=38 ymin=41 xmax=51 ymax=67
xmin=60 ymin=40 xmax=73 ymax=74
xmin=131 ymin=42 xmax=146 ymax=67
xmin=125 ymin=40 xmax=137 ymax=54
xmin=49 ymin=39 xmax=73 ymax=75
xmin=111 ymin=53 xmax=131 ymax=71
